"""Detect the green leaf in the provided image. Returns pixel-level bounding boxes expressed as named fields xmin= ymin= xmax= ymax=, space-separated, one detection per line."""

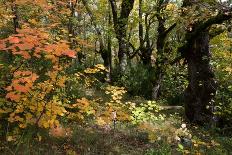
xmin=178 ymin=144 xmax=184 ymax=150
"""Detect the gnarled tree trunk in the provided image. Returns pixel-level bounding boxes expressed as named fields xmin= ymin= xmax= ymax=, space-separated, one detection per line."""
xmin=184 ymin=30 xmax=217 ymax=123
xmin=181 ymin=0 xmax=232 ymax=124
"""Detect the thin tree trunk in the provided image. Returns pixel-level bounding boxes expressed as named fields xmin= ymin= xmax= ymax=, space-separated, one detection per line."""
xmin=151 ymin=6 xmax=168 ymax=100
xmin=118 ymin=39 xmax=128 ymax=72
xmin=106 ymin=6 xmax=112 ymax=82
xmin=12 ymin=3 xmax=19 ymax=33
xmin=152 ymin=72 xmax=164 ymax=99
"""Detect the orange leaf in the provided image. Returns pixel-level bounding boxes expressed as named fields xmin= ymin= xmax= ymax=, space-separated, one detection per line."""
xmin=34 ymin=47 xmax=42 ymax=58
xmin=8 ymin=36 xmax=20 ymax=44
xmin=14 ymin=84 xmax=30 ymax=93
xmin=31 ymin=73 xmax=39 ymax=81
xmin=5 ymin=86 xmax=12 ymax=91
xmin=62 ymin=50 xmax=76 ymax=58
xmin=23 ymin=71 xmax=33 ymax=76
xmin=6 ymin=92 xmax=21 ymax=102
xmin=14 ymin=71 xmax=23 ymax=77
xmin=0 ymin=41 xmax=6 ymax=50
xmin=14 ymin=34 xmax=24 ymax=37
xmin=16 ymin=43 xmax=34 ymax=50
xmin=14 ymin=51 xmax=31 ymax=59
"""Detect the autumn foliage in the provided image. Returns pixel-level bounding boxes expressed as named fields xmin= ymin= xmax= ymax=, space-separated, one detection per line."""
xmin=0 ymin=27 xmax=77 ymax=131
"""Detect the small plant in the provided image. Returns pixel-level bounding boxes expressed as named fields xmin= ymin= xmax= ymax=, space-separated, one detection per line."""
xmin=130 ymin=100 xmax=165 ymax=124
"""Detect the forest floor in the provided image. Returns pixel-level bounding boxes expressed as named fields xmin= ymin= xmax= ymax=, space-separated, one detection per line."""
xmin=1 ymin=98 xmax=232 ymax=155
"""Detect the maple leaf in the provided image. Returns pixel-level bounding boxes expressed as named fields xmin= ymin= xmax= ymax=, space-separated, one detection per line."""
xmin=22 ymin=71 xmax=32 ymax=76
xmin=6 ymin=92 xmax=21 ymax=102
xmin=5 ymin=86 xmax=12 ymax=91
xmin=14 ymin=51 xmax=31 ymax=59
xmin=0 ymin=41 xmax=6 ymax=49
xmin=8 ymin=36 xmax=20 ymax=44
xmin=14 ymin=71 xmax=23 ymax=77
xmin=16 ymin=43 xmax=34 ymax=50
xmin=34 ymin=47 xmax=42 ymax=58
xmin=62 ymin=50 xmax=76 ymax=58
xmin=14 ymin=84 xmax=30 ymax=93
xmin=31 ymin=73 xmax=39 ymax=81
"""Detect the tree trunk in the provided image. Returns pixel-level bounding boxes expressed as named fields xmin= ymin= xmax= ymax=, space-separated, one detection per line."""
xmin=152 ymin=72 xmax=164 ymax=99
xmin=109 ymin=0 xmax=135 ymax=73
xmin=105 ymin=3 xmax=113 ymax=82
xmin=82 ymin=0 xmax=112 ymax=79
xmin=118 ymin=38 xmax=128 ymax=72
xmin=12 ymin=3 xmax=19 ymax=33
xmin=149 ymin=0 xmax=177 ymax=100
xmin=101 ymin=48 xmax=112 ymax=82
xmin=184 ymin=30 xmax=217 ymax=123
xmin=180 ymin=0 xmax=232 ymax=124
xmin=141 ymin=48 xmax=152 ymax=66
xmin=151 ymin=12 xmax=166 ymax=100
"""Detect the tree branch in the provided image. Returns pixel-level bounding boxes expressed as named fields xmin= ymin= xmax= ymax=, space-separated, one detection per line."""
xmin=108 ymin=0 xmax=118 ymax=35
xmin=164 ymin=23 xmax=177 ymax=36
xmin=81 ymin=0 xmax=104 ymax=48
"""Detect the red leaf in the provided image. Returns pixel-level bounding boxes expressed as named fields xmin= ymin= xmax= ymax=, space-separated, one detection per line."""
xmin=62 ymin=50 xmax=76 ymax=58
xmin=8 ymin=36 xmax=20 ymax=44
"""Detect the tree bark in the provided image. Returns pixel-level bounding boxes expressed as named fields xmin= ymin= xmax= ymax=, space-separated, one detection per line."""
xmin=180 ymin=0 xmax=232 ymax=124
xmin=151 ymin=1 xmax=176 ymax=100
xmin=184 ymin=30 xmax=217 ymax=123
xmin=109 ymin=0 xmax=135 ymax=73
xmin=12 ymin=3 xmax=19 ymax=33
xmin=138 ymin=0 xmax=154 ymax=66
xmin=118 ymin=38 xmax=128 ymax=72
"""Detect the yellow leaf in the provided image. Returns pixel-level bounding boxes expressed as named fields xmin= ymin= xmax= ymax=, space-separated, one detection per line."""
xmin=96 ymin=117 xmax=106 ymax=126
xmin=38 ymin=134 xmax=42 ymax=141
xmin=28 ymin=19 xmax=38 ymax=25
xmin=43 ymin=121 xmax=50 ymax=128
xmin=7 ymin=136 xmax=13 ymax=142
xmin=19 ymin=123 xmax=27 ymax=128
